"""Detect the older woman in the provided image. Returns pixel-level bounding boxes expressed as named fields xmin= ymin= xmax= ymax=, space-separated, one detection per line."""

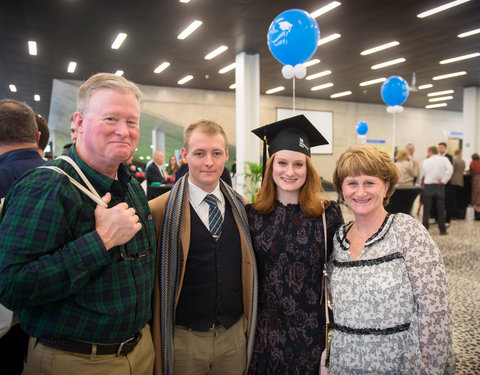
xmin=395 ymin=148 xmax=418 ymax=185
xmin=329 ymin=144 xmax=454 ymax=374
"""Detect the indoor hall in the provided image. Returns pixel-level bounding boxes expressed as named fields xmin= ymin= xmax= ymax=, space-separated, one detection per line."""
xmin=2 ymin=1 xmax=480 ymax=374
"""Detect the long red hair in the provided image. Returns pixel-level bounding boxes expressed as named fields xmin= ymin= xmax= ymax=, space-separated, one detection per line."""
xmin=253 ymin=153 xmax=329 ymax=217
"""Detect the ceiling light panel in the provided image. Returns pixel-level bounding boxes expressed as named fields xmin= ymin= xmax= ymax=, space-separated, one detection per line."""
xmin=371 ymin=58 xmax=406 ymax=70
xmin=28 ymin=41 xmax=37 ymax=55
xmin=318 ymin=33 xmax=341 ymax=46
xmin=425 ymin=103 xmax=448 ymax=109
xmin=310 ymin=1 xmax=341 ymax=18
xmin=265 ymin=86 xmax=285 ymax=94
xmin=417 ymin=0 xmax=471 ymax=18
xmin=219 ymin=63 xmax=236 ymax=74
xmin=154 ymin=62 xmax=170 ymax=74
xmin=178 ymin=20 xmax=202 ymax=40
xmin=330 ymin=91 xmax=352 ymax=98
xmin=34 ymin=94 xmax=40 ymax=101
xmin=306 ymin=70 xmax=332 ymax=80
xmin=360 ymin=41 xmax=399 ymax=56
xmin=303 ymin=59 xmax=321 ymax=68
xmin=115 ymin=70 xmax=124 ymax=76
xmin=429 ymin=96 xmax=453 ymax=102
xmin=178 ymin=75 xmax=193 ymax=84
xmin=67 ymin=61 xmax=77 ymax=73
xmin=229 ymin=83 xmax=237 ymax=89
xmin=439 ymin=52 xmax=480 ymax=64
xmin=428 ymin=90 xmax=454 ymax=96
xmin=359 ymin=77 xmax=386 ymax=86
xmin=111 ymin=33 xmax=127 ymax=49
xmin=432 ymin=71 xmax=467 ymax=80
xmin=9 ymin=84 xmax=17 ymax=92
xmin=458 ymin=28 xmax=480 ymax=38
xmin=311 ymin=83 xmax=334 ymax=91
xmin=418 ymin=84 xmax=433 ymax=89
xmin=205 ymin=45 xmax=228 ymax=60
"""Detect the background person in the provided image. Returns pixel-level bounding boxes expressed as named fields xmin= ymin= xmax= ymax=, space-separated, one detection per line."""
xmin=395 ymin=148 xmax=417 ymax=186
xmin=0 ymin=99 xmax=45 ymax=198
xmin=166 ymin=154 xmax=179 ymax=179
xmin=451 ymin=149 xmax=466 ymax=219
xmin=69 ymin=113 xmax=77 ymax=141
xmin=421 ymin=146 xmax=453 ymax=235
xmin=330 ymin=144 xmax=454 ymax=374
xmin=34 ymin=113 xmax=50 ymax=159
xmin=470 ymin=153 xmax=480 ymax=213
xmin=438 ymin=142 xmax=454 ymax=224
xmin=0 ymin=99 xmax=45 ymax=375
xmin=149 ymin=119 xmax=257 ymax=375
xmin=247 ymin=115 xmax=343 ymax=374
xmin=0 ymin=73 xmax=156 ymax=375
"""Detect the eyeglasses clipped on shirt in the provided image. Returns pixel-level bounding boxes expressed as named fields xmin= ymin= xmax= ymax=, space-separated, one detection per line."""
xmin=118 ymin=213 xmax=154 ymax=261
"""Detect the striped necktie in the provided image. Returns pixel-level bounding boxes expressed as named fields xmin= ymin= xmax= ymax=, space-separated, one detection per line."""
xmin=204 ymin=194 xmax=223 ymax=240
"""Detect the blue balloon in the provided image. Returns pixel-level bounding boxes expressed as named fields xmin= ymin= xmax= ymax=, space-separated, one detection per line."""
xmin=356 ymin=121 xmax=369 ymax=136
xmin=381 ymin=76 xmax=409 ymax=106
xmin=267 ymin=9 xmax=320 ymax=66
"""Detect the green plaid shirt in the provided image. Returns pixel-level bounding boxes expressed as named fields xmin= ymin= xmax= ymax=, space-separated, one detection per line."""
xmin=0 ymin=147 xmax=156 ymax=343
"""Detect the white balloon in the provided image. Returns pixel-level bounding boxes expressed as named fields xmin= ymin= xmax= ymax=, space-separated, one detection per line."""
xmin=281 ymin=65 xmax=295 ymax=79
xmin=386 ymin=105 xmax=404 ymax=113
xmin=294 ymin=64 xmax=306 ymax=79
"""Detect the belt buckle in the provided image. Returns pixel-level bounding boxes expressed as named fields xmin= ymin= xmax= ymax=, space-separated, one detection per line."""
xmin=116 ymin=335 xmax=135 ymax=356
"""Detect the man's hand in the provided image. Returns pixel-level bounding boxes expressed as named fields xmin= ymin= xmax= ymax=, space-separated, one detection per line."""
xmin=94 ymin=193 xmax=142 ymax=250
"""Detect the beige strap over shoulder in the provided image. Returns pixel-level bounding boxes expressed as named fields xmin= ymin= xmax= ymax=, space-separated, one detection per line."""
xmin=39 ymin=155 xmax=107 ymax=207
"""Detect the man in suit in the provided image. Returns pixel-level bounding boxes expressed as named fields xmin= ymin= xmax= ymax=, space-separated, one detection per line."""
xmin=146 ymin=150 xmax=168 ymax=199
xmin=146 ymin=150 xmax=167 ymax=184
xmin=149 ymin=119 xmax=257 ymax=375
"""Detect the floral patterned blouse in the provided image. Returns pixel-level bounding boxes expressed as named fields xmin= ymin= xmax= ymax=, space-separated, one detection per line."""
xmin=246 ymin=201 xmax=343 ymax=374
xmin=329 ymin=213 xmax=455 ymax=375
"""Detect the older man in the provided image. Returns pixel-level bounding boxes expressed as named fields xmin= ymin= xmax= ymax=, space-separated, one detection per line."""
xmin=0 ymin=73 xmax=155 ymax=375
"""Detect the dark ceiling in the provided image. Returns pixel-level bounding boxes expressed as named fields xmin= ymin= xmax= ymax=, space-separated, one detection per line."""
xmin=1 ymin=0 xmax=479 ymax=119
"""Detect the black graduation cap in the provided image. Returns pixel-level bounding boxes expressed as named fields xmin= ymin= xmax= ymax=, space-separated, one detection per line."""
xmin=252 ymin=114 xmax=328 ymax=178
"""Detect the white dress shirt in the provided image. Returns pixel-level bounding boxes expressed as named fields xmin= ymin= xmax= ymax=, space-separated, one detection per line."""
xmin=187 ymin=180 xmax=225 ymax=230
xmin=422 ymin=154 xmax=453 ymax=185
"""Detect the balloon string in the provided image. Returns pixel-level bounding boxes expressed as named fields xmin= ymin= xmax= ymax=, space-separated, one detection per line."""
xmin=392 ymin=112 xmax=396 ymax=159
xmin=293 ymin=76 xmax=296 ymax=114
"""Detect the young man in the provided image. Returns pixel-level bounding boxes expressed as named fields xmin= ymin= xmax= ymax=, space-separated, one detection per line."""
xmin=0 ymin=73 xmax=156 ymax=375
xmin=149 ymin=120 xmax=257 ymax=375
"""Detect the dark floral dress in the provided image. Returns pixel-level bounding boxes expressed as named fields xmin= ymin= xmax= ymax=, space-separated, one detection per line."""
xmin=247 ymin=201 xmax=343 ymax=374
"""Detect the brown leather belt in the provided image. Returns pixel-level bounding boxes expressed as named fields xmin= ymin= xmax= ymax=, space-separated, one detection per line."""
xmin=37 ymin=331 xmax=142 ymax=356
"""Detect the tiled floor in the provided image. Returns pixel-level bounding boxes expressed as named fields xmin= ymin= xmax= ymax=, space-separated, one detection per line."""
xmin=431 ymin=218 xmax=480 ymax=375
xmin=336 ymin=196 xmax=480 ymax=374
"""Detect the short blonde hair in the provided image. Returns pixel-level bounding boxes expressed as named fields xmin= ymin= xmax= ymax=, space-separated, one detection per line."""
xmin=333 ymin=144 xmax=399 ymax=205
xmin=395 ymin=148 xmax=409 ymax=162
xmin=77 ymin=73 xmax=142 ymax=113
xmin=183 ymin=119 xmax=227 ymax=151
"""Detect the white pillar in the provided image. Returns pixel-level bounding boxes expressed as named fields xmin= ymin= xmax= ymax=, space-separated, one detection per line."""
xmin=152 ymin=129 xmax=166 ymax=154
xmin=235 ymin=52 xmax=260 ymax=195
xmin=463 ymin=87 xmax=480 ymax=164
